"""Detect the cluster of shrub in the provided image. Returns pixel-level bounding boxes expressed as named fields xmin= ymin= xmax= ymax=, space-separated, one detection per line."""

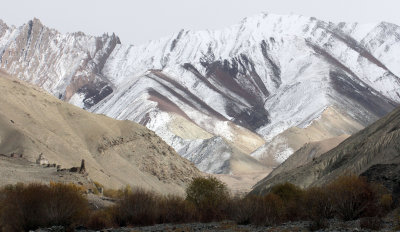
xmin=0 ymin=176 xmax=398 ymax=231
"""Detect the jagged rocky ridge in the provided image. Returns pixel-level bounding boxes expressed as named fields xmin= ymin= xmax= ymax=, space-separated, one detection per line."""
xmin=1 ymin=14 xmax=400 ymax=173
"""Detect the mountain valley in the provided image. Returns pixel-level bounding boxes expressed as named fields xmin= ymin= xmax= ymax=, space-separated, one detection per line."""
xmin=1 ymin=13 xmax=400 ymax=193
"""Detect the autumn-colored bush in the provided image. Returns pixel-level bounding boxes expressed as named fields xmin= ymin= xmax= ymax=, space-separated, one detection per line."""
xmin=229 ymin=195 xmax=259 ymax=225
xmin=113 ymin=188 xmax=159 ymax=226
xmin=327 ymin=175 xmax=379 ymax=220
xmin=380 ymin=194 xmax=393 ymax=212
xmin=303 ymin=186 xmax=333 ymax=230
xmin=103 ymin=188 xmax=122 ymax=199
xmin=270 ymin=182 xmax=305 ymax=220
xmin=158 ymin=195 xmax=197 ymax=223
xmin=112 ymin=187 xmax=200 ymax=227
xmin=103 ymin=185 xmax=133 ymax=199
xmin=186 ymin=176 xmax=230 ymax=222
xmin=270 ymin=182 xmax=303 ymax=202
xmin=86 ymin=208 xmax=115 ymax=230
xmin=251 ymin=193 xmax=285 ymax=226
xmin=91 ymin=181 xmax=104 ymax=195
xmin=230 ymin=193 xmax=289 ymax=226
xmin=0 ymin=176 xmax=396 ymax=231
xmin=0 ymin=183 xmax=88 ymax=231
xmin=304 ymin=187 xmax=334 ymax=221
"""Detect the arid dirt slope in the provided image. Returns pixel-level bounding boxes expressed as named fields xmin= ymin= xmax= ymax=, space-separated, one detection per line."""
xmin=265 ymin=134 xmax=349 ymax=180
xmin=0 ymin=73 xmax=201 ymax=195
xmin=252 ymin=106 xmax=400 ymax=195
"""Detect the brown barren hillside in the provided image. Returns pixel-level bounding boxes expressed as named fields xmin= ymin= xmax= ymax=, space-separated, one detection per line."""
xmin=0 ymin=72 xmax=201 ymax=195
xmin=265 ymin=134 xmax=350 ymax=180
xmin=252 ymin=106 xmax=400 ymax=195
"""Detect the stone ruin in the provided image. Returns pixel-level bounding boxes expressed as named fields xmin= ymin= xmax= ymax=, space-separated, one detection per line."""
xmin=36 ymin=153 xmax=49 ymax=165
xmin=62 ymin=159 xmax=87 ymax=174
xmin=9 ymin=152 xmax=23 ymax=158
xmin=79 ymin=159 xmax=86 ymax=174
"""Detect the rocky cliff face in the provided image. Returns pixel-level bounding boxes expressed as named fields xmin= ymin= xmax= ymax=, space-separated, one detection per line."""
xmin=1 ymin=14 xmax=400 ymax=174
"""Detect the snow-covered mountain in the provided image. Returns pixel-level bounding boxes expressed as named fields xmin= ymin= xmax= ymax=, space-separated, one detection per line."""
xmin=1 ymin=13 xmax=399 ymax=174
xmin=0 ymin=18 xmax=119 ymax=108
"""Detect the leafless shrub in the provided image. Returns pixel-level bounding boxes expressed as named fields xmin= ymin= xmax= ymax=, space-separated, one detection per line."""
xmin=0 ymin=182 xmax=88 ymax=231
xmin=186 ymin=176 xmax=230 ymax=222
xmin=328 ymin=175 xmax=379 ymax=220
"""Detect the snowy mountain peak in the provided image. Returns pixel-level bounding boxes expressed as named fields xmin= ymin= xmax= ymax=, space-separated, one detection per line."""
xmin=1 ymin=14 xmax=400 ymax=174
xmin=0 ymin=18 xmax=121 ymax=108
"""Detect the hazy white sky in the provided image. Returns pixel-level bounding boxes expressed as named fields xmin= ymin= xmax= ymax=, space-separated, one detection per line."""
xmin=1 ymin=0 xmax=399 ymax=45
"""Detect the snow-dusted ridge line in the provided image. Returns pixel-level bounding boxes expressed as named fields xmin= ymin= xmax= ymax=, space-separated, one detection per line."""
xmin=0 ymin=18 xmax=121 ymax=109
xmin=1 ymin=13 xmax=400 ymax=173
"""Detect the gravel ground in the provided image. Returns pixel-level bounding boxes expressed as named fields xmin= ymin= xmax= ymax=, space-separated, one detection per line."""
xmin=34 ymin=219 xmax=399 ymax=232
